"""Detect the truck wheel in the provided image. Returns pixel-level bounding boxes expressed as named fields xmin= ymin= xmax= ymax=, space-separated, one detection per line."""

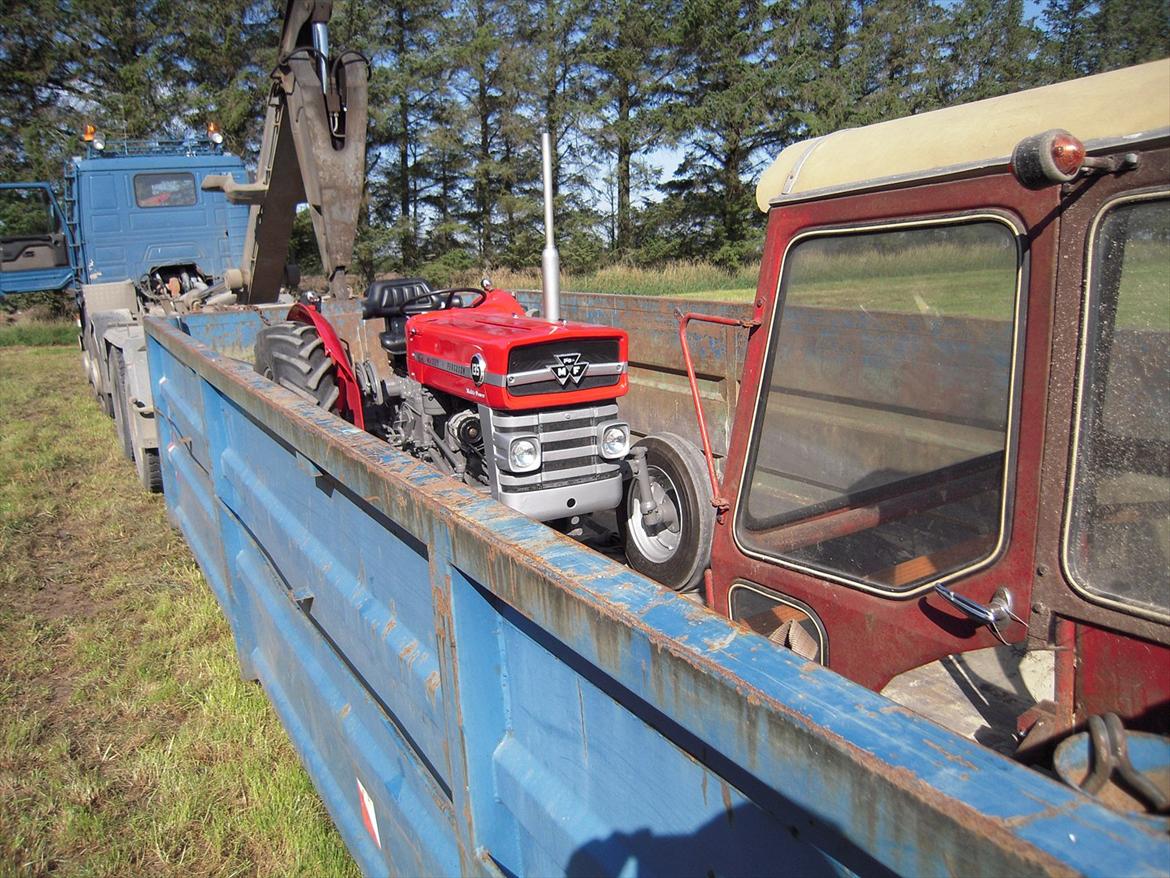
xmin=83 ymin=332 xmax=111 ymax=415
xmin=619 ymin=433 xmax=715 ymax=593
xmin=110 ymin=348 xmax=134 ymax=460
xmin=136 ymin=448 xmax=162 ymax=493
xmin=254 ymin=321 xmax=341 ymax=411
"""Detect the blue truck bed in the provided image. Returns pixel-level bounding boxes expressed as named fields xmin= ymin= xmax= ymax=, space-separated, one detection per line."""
xmin=144 ymin=303 xmax=1170 ymax=877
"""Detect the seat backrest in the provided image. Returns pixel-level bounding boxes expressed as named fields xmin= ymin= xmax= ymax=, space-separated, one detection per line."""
xmin=361 ymin=277 xmax=433 ymax=320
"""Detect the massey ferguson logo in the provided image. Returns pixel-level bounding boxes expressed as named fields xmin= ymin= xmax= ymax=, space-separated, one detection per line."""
xmin=550 ymin=352 xmax=589 ymax=386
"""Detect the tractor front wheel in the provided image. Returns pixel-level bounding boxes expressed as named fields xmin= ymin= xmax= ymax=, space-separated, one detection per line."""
xmin=619 ymin=433 xmax=715 ymax=593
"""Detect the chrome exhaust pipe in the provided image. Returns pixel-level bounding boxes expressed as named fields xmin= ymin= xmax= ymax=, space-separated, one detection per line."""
xmin=540 ymin=131 xmax=561 ymax=323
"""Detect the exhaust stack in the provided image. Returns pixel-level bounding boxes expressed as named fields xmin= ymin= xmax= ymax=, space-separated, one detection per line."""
xmin=540 ymin=132 xmax=561 ymax=323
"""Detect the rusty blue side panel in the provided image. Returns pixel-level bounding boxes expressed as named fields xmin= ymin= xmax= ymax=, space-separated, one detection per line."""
xmin=145 ymin=311 xmax=1170 ymax=878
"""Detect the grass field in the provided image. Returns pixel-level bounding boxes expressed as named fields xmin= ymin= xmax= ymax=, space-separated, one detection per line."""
xmin=470 ymin=242 xmax=1168 ymax=325
xmin=0 ymin=322 xmax=77 ymax=348
xmin=0 ymin=346 xmax=356 ymax=877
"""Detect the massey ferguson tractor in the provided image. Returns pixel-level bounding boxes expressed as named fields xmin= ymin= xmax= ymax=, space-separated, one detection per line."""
xmin=252 ymin=134 xmax=712 ymax=592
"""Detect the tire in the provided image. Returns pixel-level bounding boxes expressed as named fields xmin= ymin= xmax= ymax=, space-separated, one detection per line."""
xmin=136 ymin=447 xmax=163 ymax=493
xmin=83 ymin=331 xmax=110 ymax=415
xmin=110 ymin=348 xmax=134 ymax=460
xmin=619 ymin=432 xmax=716 ymax=593
xmin=254 ymin=321 xmax=340 ymax=411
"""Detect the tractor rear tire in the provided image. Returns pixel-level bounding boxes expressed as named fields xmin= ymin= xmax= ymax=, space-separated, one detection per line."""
xmin=110 ymin=348 xmax=134 ymax=460
xmin=254 ymin=321 xmax=341 ymax=411
xmin=619 ymin=433 xmax=715 ymax=593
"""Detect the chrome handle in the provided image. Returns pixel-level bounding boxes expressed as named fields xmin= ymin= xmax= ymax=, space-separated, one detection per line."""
xmin=934 ymin=585 xmax=1014 ymax=626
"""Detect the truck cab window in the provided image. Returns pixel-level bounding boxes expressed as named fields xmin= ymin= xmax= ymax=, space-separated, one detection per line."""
xmin=133 ymin=172 xmax=197 ymax=208
xmin=0 ymin=187 xmax=58 ymax=237
xmin=737 ymin=218 xmax=1022 ymax=592
xmin=1064 ymin=195 xmax=1170 ymax=620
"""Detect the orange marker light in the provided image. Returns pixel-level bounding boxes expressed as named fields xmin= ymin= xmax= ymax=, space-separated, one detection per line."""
xmin=82 ymin=123 xmax=96 ymax=142
xmin=1049 ymin=132 xmax=1086 ymax=178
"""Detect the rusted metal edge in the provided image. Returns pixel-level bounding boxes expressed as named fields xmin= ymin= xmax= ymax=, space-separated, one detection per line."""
xmin=144 ymin=316 xmax=1168 ymax=877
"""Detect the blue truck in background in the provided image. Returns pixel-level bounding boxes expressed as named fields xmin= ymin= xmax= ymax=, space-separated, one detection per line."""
xmin=0 ymin=133 xmax=250 ymax=488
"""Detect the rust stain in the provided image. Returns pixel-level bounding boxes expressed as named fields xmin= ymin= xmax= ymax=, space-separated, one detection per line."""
xmin=339 ymin=703 xmax=351 ymax=719
xmin=922 ymin=738 xmax=978 ymax=771
xmin=382 ymin=618 xmax=397 ymax=637
xmin=425 ymin=671 xmax=441 ymax=702
xmin=720 ymin=781 xmax=735 ymax=826
xmin=577 ymin=681 xmax=589 ymax=765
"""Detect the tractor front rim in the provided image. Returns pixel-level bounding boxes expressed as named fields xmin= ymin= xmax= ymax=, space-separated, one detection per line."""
xmin=626 ymin=464 xmax=683 ymax=564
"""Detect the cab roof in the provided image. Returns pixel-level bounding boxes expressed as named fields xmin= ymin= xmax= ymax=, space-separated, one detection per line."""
xmin=755 ymin=59 xmax=1170 ymax=211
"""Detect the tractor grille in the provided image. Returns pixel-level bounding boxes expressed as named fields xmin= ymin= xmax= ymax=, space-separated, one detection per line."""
xmin=505 ymin=338 xmax=622 ymax=397
xmin=491 ymin=402 xmax=622 ymax=491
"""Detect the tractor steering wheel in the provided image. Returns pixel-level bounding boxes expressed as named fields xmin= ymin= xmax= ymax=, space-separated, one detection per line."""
xmin=432 ymin=286 xmax=488 ymax=310
xmin=397 ymin=286 xmax=486 ymax=313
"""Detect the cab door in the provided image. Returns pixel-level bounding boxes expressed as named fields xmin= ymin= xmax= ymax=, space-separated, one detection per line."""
xmin=709 ymin=172 xmax=1061 ymax=692
xmin=0 ymin=183 xmax=75 ymax=296
xmin=1030 ymin=145 xmax=1170 ymax=730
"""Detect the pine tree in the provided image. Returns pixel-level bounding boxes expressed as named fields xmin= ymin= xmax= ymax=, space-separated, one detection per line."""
xmin=585 ymin=0 xmax=678 ymax=256
xmin=665 ymin=0 xmax=789 ymax=265
xmin=944 ymin=0 xmax=1046 ymax=103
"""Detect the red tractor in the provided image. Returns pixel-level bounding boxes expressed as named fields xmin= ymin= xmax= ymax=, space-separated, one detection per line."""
xmin=258 ymin=281 xmax=630 ymax=514
xmin=254 ymin=279 xmax=716 ymax=592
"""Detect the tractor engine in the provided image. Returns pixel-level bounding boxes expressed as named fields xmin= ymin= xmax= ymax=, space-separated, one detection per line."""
xmin=355 ymin=278 xmax=631 ymax=522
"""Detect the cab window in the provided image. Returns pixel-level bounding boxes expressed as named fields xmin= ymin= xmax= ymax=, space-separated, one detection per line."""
xmin=0 ymin=187 xmax=59 ymax=236
xmin=133 ymin=172 xmax=197 ymax=208
xmin=1064 ymin=195 xmax=1170 ymax=619
xmin=737 ymin=218 xmax=1023 ymax=592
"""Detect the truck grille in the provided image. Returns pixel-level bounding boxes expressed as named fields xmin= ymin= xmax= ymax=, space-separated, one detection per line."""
xmin=491 ymin=402 xmax=622 ymax=491
xmin=506 ymin=338 xmax=623 ymax=397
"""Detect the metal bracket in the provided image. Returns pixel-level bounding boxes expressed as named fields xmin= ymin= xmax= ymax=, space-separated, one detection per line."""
xmin=1080 ymin=713 xmax=1170 ymax=813
xmin=674 ymin=309 xmax=759 ymax=518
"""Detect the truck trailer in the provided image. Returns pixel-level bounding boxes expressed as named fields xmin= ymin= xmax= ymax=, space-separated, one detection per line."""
xmin=133 ymin=59 xmax=1170 ymax=875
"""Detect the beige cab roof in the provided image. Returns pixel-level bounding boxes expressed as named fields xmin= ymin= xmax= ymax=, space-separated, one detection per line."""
xmin=756 ymin=59 xmax=1170 ymax=211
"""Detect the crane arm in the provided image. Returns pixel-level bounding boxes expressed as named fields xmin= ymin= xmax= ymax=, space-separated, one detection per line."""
xmin=203 ymin=0 xmax=368 ymax=304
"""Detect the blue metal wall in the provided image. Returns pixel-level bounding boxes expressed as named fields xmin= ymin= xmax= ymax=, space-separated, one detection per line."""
xmin=146 ymin=311 xmax=1170 ymax=878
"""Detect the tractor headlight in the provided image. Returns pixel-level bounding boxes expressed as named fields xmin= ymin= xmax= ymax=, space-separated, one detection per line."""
xmin=599 ymin=422 xmax=630 ymax=459
xmin=508 ymin=436 xmax=541 ymax=473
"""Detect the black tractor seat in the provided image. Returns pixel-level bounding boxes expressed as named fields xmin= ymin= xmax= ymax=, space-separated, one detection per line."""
xmin=363 ymin=277 xmax=435 ymax=355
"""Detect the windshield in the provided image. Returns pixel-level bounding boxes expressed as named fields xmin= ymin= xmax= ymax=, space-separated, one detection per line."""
xmin=0 ymin=187 xmax=60 ymax=237
xmin=1064 ymin=195 xmax=1170 ymax=619
xmin=737 ymin=218 xmax=1022 ymax=592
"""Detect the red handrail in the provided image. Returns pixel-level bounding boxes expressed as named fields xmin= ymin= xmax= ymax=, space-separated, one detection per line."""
xmin=676 ymin=310 xmax=759 ymax=519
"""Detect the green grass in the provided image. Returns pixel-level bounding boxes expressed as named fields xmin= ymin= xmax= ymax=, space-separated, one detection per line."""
xmin=460 ymin=261 xmax=760 ymax=301
xmin=480 ymin=240 xmax=1168 ymax=327
xmin=0 ymin=322 xmax=77 ymax=348
xmin=0 ymin=345 xmax=356 ymax=877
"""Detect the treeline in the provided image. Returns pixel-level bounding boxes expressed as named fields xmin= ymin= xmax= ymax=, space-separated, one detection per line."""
xmin=2 ymin=0 xmax=1167 ymax=280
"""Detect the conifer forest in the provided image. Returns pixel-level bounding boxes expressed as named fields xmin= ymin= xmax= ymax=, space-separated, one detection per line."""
xmin=2 ymin=0 xmax=1167 ymax=280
